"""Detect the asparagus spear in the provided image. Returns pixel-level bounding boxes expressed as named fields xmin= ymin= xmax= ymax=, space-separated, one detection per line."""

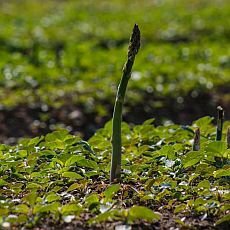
xmin=110 ymin=24 xmax=140 ymax=183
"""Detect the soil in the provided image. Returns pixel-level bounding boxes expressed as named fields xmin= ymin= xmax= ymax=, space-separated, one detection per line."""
xmin=0 ymin=90 xmax=229 ymax=145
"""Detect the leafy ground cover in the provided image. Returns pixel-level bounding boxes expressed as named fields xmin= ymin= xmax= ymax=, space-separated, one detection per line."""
xmin=0 ymin=117 xmax=229 ymax=229
xmin=0 ymin=0 xmax=230 ymax=142
xmin=0 ymin=1 xmax=229 ymax=228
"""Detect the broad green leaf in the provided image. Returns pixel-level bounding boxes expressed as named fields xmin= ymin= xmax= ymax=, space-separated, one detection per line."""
xmin=26 ymin=182 xmax=42 ymax=190
xmin=45 ymin=140 xmax=65 ymax=150
xmin=205 ymin=141 xmax=227 ymax=157
xmin=23 ymin=192 xmax=37 ymax=206
xmin=34 ymin=202 xmax=60 ymax=214
xmin=45 ymin=193 xmax=61 ymax=203
xmin=62 ymin=172 xmax=83 ymax=180
xmin=193 ymin=116 xmax=213 ymax=130
xmin=143 ymin=118 xmax=155 ymax=125
xmin=213 ymin=168 xmax=230 ymax=178
xmin=84 ymin=193 xmax=99 ymax=209
xmin=65 ymin=155 xmax=85 ymax=167
xmin=40 ymin=150 xmax=56 ymax=157
xmin=45 ymin=130 xmax=69 ymax=142
xmin=61 ymin=204 xmax=82 ymax=215
xmin=128 ymin=206 xmax=161 ymax=222
xmin=104 ymin=184 xmax=120 ymax=200
xmin=0 ymin=179 xmax=7 ymax=186
xmin=78 ymin=159 xmax=98 ymax=169
xmin=67 ymin=183 xmax=80 ymax=192
xmin=156 ymin=145 xmax=176 ymax=159
xmin=14 ymin=204 xmax=29 ymax=214
xmin=194 ymin=198 xmax=206 ymax=207
xmin=18 ymin=150 xmax=27 ymax=157
xmin=174 ymin=204 xmax=187 ymax=214
xmin=183 ymin=151 xmax=203 ymax=168
xmin=197 ymin=180 xmax=210 ymax=189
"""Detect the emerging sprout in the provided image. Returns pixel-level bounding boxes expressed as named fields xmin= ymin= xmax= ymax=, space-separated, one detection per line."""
xmin=216 ymin=106 xmax=224 ymax=141
xmin=227 ymin=127 xmax=230 ymax=149
xmin=193 ymin=128 xmax=200 ymax=151
xmin=110 ymin=24 xmax=140 ymax=183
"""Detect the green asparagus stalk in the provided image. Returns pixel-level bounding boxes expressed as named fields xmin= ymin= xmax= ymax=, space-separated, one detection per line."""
xmin=193 ymin=128 xmax=200 ymax=151
xmin=216 ymin=106 xmax=224 ymax=141
xmin=110 ymin=24 xmax=140 ymax=183
xmin=227 ymin=127 xmax=230 ymax=149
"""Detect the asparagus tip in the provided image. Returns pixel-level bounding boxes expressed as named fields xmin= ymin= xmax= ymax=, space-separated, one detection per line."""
xmin=217 ymin=106 xmax=224 ymax=119
xmin=128 ymin=24 xmax=140 ymax=58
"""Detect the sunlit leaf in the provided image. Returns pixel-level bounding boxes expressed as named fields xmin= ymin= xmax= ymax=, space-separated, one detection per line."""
xmin=128 ymin=206 xmax=161 ymax=222
xmin=61 ymin=204 xmax=83 ymax=215
xmin=213 ymin=168 xmax=230 ymax=178
xmin=103 ymin=184 xmax=120 ymax=200
xmin=62 ymin=172 xmax=83 ymax=180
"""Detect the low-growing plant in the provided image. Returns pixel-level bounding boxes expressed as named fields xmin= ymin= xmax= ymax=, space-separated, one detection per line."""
xmin=0 ymin=118 xmax=229 ymax=229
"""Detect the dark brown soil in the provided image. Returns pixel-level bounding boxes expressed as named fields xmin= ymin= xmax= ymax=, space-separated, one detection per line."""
xmin=0 ymin=90 xmax=229 ymax=144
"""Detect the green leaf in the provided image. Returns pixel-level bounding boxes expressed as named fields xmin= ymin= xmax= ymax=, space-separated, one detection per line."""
xmin=103 ymin=184 xmax=120 ymax=200
xmin=61 ymin=204 xmax=82 ymax=215
xmin=65 ymin=155 xmax=85 ymax=167
xmin=174 ymin=204 xmax=187 ymax=214
xmin=156 ymin=145 xmax=176 ymax=159
xmin=88 ymin=210 xmax=121 ymax=224
xmin=18 ymin=150 xmax=27 ymax=157
xmin=45 ymin=130 xmax=69 ymax=142
xmin=205 ymin=141 xmax=227 ymax=157
xmin=78 ymin=159 xmax=98 ymax=169
xmin=193 ymin=116 xmax=213 ymax=130
xmin=67 ymin=183 xmax=80 ymax=192
xmin=14 ymin=204 xmax=30 ymax=214
xmin=183 ymin=151 xmax=203 ymax=168
xmin=128 ymin=206 xmax=161 ymax=222
xmin=62 ymin=172 xmax=83 ymax=180
xmin=84 ymin=193 xmax=99 ymax=209
xmin=213 ymin=168 xmax=230 ymax=178
xmin=45 ymin=193 xmax=61 ymax=203
xmin=34 ymin=202 xmax=60 ymax=214
xmin=197 ymin=180 xmax=210 ymax=189
xmin=143 ymin=118 xmax=155 ymax=125
xmin=215 ymin=214 xmax=230 ymax=226
xmin=22 ymin=192 xmax=37 ymax=206
xmin=0 ymin=208 xmax=9 ymax=215
xmin=0 ymin=179 xmax=7 ymax=186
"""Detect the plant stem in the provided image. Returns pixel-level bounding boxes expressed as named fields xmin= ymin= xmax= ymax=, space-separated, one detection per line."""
xmin=216 ymin=106 xmax=224 ymax=141
xmin=193 ymin=128 xmax=200 ymax=151
xmin=227 ymin=127 xmax=230 ymax=149
xmin=110 ymin=24 xmax=140 ymax=183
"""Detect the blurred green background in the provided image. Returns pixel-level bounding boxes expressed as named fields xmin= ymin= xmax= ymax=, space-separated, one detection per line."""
xmin=0 ymin=0 xmax=229 ymax=143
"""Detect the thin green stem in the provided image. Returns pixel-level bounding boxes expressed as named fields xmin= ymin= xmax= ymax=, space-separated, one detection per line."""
xmin=193 ymin=128 xmax=200 ymax=151
xmin=227 ymin=127 xmax=230 ymax=149
xmin=110 ymin=24 xmax=140 ymax=183
xmin=216 ymin=106 xmax=224 ymax=141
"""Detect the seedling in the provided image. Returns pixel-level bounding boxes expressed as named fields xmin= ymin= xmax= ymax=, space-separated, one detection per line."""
xmin=193 ymin=128 xmax=200 ymax=151
xmin=216 ymin=106 xmax=224 ymax=141
xmin=110 ymin=24 xmax=140 ymax=183
xmin=227 ymin=127 xmax=230 ymax=149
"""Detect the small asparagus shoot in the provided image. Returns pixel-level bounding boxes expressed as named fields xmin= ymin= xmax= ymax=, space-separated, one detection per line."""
xmin=227 ymin=127 xmax=230 ymax=149
xmin=193 ymin=128 xmax=200 ymax=151
xmin=110 ymin=24 xmax=140 ymax=183
xmin=216 ymin=106 xmax=224 ymax=141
